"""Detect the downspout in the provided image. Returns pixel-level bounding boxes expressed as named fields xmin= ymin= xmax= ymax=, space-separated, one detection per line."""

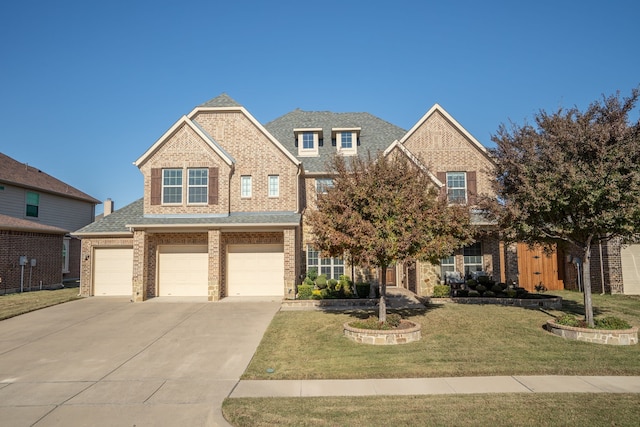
xmin=598 ymin=237 xmax=606 ymax=295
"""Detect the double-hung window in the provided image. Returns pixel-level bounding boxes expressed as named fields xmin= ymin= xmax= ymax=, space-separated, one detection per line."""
xmin=188 ymin=168 xmax=208 ymax=204
xmin=341 ymin=132 xmax=352 ymax=149
xmin=162 ymin=169 xmax=183 ymax=204
xmin=241 ymin=175 xmax=252 ymax=198
xmin=307 ymin=245 xmax=344 ymax=280
xmin=446 ymin=172 xmax=467 ymax=204
xmin=463 ymin=242 xmax=483 ymax=277
xmin=25 ymin=191 xmax=39 ymax=217
xmin=268 ymin=175 xmax=279 ymax=197
xmin=315 ymin=178 xmax=334 ymax=196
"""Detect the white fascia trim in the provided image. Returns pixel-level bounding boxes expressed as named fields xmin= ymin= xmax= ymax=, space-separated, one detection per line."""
xmin=126 ymin=223 xmax=300 ymax=232
xmin=189 ymin=106 xmax=302 ymax=167
xmin=134 ymin=116 xmax=234 ymax=168
xmin=399 ymin=104 xmax=491 ymax=160
xmin=71 ymin=231 xmax=133 ymax=238
xmin=383 ymin=141 xmax=443 ymax=188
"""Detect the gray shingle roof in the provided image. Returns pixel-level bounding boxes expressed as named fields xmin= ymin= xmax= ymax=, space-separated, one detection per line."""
xmin=199 ymin=93 xmax=242 ymax=108
xmin=73 ymin=198 xmax=301 ymax=235
xmin=264 ymin=110 xmax=406 ymax=173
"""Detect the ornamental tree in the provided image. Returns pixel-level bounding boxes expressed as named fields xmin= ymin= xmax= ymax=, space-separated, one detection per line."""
xmin=489 ymin=88 xmax=640 ymax=327
xmin=307 ymin=152 xmax=474 ymax=322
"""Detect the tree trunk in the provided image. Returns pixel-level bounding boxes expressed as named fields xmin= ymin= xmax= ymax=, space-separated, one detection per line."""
xmin=379 ymin=265 xmax=387 ymax=323
xmin=582 ymin=244 xmax=594 ymax=328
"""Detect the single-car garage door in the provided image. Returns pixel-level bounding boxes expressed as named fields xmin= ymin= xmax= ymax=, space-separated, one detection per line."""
xmin=93 ymin=247 xmax=133 ymax=296
xmin=227 ymin=244 xmax=284 ymax=296
xmin=621 ymin=244 xmax=640 ymax=295
xmin=158 ymin=245 xmax=209 ymax=296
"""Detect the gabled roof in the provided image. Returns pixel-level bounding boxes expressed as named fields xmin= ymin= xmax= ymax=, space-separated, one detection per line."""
xmin=0 ymin=213 xmax=68 ymax=234
xmin=0 ymin=152 xmax=100 ymax=204
xmin=383 ymin=141 xmax=443 ymax=187
xmin=400 ymin=104 xmax=493 ymax=162
xmin=265 ymin=110 xmax=406 ymax=173
xmin=198 ymin=93 xmax=242 ymax=108
xmin=134 ymin=116 xmax=235 ymax=168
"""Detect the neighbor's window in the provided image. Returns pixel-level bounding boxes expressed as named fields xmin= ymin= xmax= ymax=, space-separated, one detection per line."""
xmin=26 ymin=191 xmax=39 ymax=217
xmin=188 ymin=169 xmax=208 ymax=204
xmin=307 ymin=245 xmax=344 ymax=280
xmin=463 ymin=242 xmax=483 ymax=277
xmin=241 ymin=175 xmax=252 ymax=198
xmin=162 ymin=169 xmax=183 ymax=204
xmin=446 ymin=172 xmax=467 ymax=204
xmin=268 ymin=175 xmax=279 ymax=197
xmin=315 ymin=178 xmax=334 ymax=195
xmin=62 ymin=238 xmax=70 ymax=273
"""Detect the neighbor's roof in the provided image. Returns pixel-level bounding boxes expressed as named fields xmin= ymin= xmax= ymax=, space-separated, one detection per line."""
xmin=0 ymin=152 xmax=101 ymax=204
xmin=73 ymin=198 xmax=301 ymax=235
xmin=265 ymin=110 xmax=406 ymax=173
xmin=0 ymin=213 xmax=68 ymax=234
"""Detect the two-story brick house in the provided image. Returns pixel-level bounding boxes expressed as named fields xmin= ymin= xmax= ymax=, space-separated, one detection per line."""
xmin=75 ymin=94 xmax=509 ymax=300
xmin=0 ymin=152 xmax=100 ymax=293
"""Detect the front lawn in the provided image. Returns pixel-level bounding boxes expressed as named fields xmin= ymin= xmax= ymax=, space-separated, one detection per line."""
xmin=242 ymin=290 xmax=640 ymax=380
xmin=0 ymin=287 xmax=82 ymax=321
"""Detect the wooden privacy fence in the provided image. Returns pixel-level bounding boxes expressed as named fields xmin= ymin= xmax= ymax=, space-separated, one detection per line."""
xmin=517 ymin=243 xmax=564 ymax=291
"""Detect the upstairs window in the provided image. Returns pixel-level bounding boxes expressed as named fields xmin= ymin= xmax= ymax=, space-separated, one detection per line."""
xmin=295 ymin=128 xmax=321 ymax=156
xmin=302 ymin=132 xmax=315 ymax=149
xmin=446 ymin=172 xmax=467 ymax=204
xmin=268 ymin=175 xmax=279 ymax=197
xmin=188 ymin=168 xmax=208 ymax=204
xmin=332 ymin=128 xmax=360 ymax=155
xmin=162 ymin=169 xmax=183 ymax=204
xmin=341 ymin=132 xmax=352 ymax=149
xmin=26 ymin=191 xmax=39 ymax=217
xmin=316 ymin=178 xmax=334 ymax=196
xmin=241 ymin=175 xmax=252 ymax=198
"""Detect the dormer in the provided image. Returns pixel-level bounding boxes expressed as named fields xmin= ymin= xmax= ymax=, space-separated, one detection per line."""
xmin=332 ymin=128 xmax=360 ymax=156
xmin=294 ymin=128 xmax=322 ymax=156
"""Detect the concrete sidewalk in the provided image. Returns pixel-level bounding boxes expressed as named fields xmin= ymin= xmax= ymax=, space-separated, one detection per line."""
xmin=230 ymin=376 xmax=640 ymax=398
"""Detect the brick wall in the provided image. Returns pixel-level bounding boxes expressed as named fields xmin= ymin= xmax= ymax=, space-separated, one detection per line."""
xmin=0 ymin=230 xmax=64 ymax=294
xmin=80 ymin=236 xmax=134 ymax=297
xmin=562 ymin=239 xmax=624 ymax=294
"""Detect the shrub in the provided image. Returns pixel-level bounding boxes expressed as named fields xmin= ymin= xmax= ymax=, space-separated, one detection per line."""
xmin=328 ymin=278 xmax=339 ymax=290
xmin=556 ymin=314 xmax=583 ymax=327
xmin=339 ymin=275 xmax=353 ymax=297
xmin=350 ymin=313 xmax=403 ymax=330
xmin=355 ymin=282 xmax=373 ymax=298
xmin=303 ymin=277 xmax=314 ymax=286
xmin=498 ymin=282 xmax=508 ymax=290
xmin=595 ymin=316 xmax=631 ymax=330
xmin=315 ymin=274 xmax=328 ymax=289
xmin=307 ymin=268 xmax=318 ymax=282
xmin=297 ymin=284 xmax=313 ymax=300
xmin=535 ymin=283 xmax=547 ymax=293
xmin=456 ymin=289 xmax=469 ymax=297
xmin=484 ymin=290 xmax=495 ymax=297
xmin=468 ymin=290 xmax=480 ymax=297
xmin=504 ymin=289 xmax=517 ymax=298
xmin=465 ymin=279 xmax=477 ymax=289
xmin=311 ymin=289 xmax=323 ymax=300
xmin=475 ymin=284 xmax=487 ymax=293
xmin=491 ymin=284 xmax=503 ymax=293
xmin=432 ymin=284 xmax=451 ymax=298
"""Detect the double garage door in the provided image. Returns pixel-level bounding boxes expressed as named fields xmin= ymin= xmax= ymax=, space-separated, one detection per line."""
xmin=621 ymin=244 xmax=640 ymax=295
xmin=92 ymin=244 xmax=285 ymax=297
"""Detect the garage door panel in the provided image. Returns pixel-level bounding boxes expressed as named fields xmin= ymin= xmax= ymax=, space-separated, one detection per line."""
xmin=94 ymin=248 xmax=133 ymax=296
xmin=227 ymin=244 xmax=284 ymax=297
xmin=621 ymin=244 xmax=640 ymax=295
xmin=158 ymin=245 xmax=208 ymax=297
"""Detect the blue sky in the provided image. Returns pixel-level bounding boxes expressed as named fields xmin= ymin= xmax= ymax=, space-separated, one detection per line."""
xmin=1 ymin=0 xmax=638 ymax=214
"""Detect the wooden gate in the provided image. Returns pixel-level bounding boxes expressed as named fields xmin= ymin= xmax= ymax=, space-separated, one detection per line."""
xmin=517 ymin=243 xmax=564 ymax=291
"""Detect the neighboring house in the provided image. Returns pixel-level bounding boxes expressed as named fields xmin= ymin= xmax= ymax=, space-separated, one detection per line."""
xmin=0 ymin=152 xmax=100 ymax=293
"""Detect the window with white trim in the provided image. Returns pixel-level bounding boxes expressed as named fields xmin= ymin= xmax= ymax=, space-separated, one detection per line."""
xmin=188 ymin=168 xmax=208 ymax=204
xmin=441 ymin=255 xmax=455 ymax=276
xmin=307 ymin=245 xmax=344 ymax=280
xmin=26 ymin=191 xmax=39 ymax=217
xmin=446 ymin=172 xmax=467 ymax=204
xmin=162 ymin=169 xmax=183 ymax=204
xmin=268 ymin=175 xmax=279 ymax=197
xmin=315 ymin=178 xmax=334 ymax=196
xmin=241 ymin=175 xmax=252 ymax=198
xmin=341 ymin=132 xmax=352 ymax=149
xmin=463 ymin=242 xmax=483 ymax=277
xmin=62 ymin=238 xmax=70 ymax=273
xmin=296 ymin=129 xmax=321 ymax=156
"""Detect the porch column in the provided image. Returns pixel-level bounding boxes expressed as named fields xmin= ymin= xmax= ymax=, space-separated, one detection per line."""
xmin=132 ymin=230 xmax=148 ymax=302
xmin=208 ymin=229 xmax=221 ymax=301
xmin=283 ymin=228 xmax=297 ymax=298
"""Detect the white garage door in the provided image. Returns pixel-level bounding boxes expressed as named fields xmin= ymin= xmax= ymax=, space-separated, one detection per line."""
xmin=227 ymin=244 xmax=284 ymax=296
xmin=621 ymin=244 xmax=640 ymax=295
xmin=93 ymin=248 xmax=133 ymax=296
xmin=158 ymin=245 xmax=209 ymax=296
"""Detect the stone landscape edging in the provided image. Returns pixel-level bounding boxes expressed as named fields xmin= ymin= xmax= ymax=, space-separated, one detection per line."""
xmin=343 ymin=319 xmax=421 ymax=345
xmin=546 ymin=319 xmax=638 ymax=345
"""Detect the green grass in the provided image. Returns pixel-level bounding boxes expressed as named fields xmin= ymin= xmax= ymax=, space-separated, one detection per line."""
xmin=0 ymin=287 xmax=82 ymax=321
xmin=242 ymin=290 xmax=640 ymax=380
xmin=223 ymin=394 xmax=640 ymax=427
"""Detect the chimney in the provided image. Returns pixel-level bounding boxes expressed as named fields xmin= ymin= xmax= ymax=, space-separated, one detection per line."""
xmin=104 ymin=198 xmax=114 ymax=216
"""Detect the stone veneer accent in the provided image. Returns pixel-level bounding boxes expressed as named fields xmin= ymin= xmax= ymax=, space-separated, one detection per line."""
xmin=453 ymin=296 xmax=563 ymax=310
xmin=343 ymin=320 xmax=421 ymax=345
xmin=546 ymin=320 xmax=638 ymax=345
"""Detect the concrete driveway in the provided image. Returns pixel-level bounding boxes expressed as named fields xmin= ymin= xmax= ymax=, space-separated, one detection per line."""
xmin=0 ymin=296 xmax=281 ymax=426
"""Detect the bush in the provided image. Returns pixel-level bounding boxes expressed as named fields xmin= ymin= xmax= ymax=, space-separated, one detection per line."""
xmin=466 ymin=279 xmax=477 ymax=289
xmin=432 ymin=284 xmax=451 ymax=298
xmin=315 ymin=274 xmax=328 ymax=289
xmin=504 ymin=289 xmax=517 ymax=298
xmin=498 ymin=282 xmax=508 ymax=290
xmin=339 ymin=275 xmax=353 ymax=298
xmin=356 ymin=282 xmax=374 ymax=298
xmin=595 ymin=316 xmax=632 ymax=330
xmin=556 ymin=314 xmax=584 ymax=327
xmin=468 ymin=290 xmax=480 ymax=297
xmin=328 ymin=278 xmax=338 ymax=290
xmin=475 ymin=284 xmax=487 ymax=293
xmin=491 ymin=284 xmax=503 ymax=293
xmin=456 ymin=289 xmax=469 ymax=297
xmin=484 ymin=291 xmax=495 ymax=297
xmin=297 ymin=284 xmax=313 ymax=300
xmin=303 ymin=277 xmax=314 ymax=286
xmin=307 ymin=268 xmax=318 ymax=282
xmin=350 ymin=313 xmax=403 ymax=330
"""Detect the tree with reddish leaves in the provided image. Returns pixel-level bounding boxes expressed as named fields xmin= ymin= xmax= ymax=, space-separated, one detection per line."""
xmin=307 ymin=152 xmax=474 ymax=322
xmin=489 ymin=88 xmax=640 ymax=327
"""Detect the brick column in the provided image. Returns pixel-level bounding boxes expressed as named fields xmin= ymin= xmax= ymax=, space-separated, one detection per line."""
xmin=284 ymin=228 xmax=297 ymax=298
xmin=208 ymin=229 xmax=221 ymax=301
xmin=80 ymin=239 xmax=92 ymax=296
xmin=132 ymin=230 xmax=147 ymax=302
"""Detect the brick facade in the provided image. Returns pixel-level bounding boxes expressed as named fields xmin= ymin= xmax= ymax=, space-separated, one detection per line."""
xmin=0 ymin=230 xmax=64 ymax=294
xmin=79 ymin=237 xmax=134 ymax=297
